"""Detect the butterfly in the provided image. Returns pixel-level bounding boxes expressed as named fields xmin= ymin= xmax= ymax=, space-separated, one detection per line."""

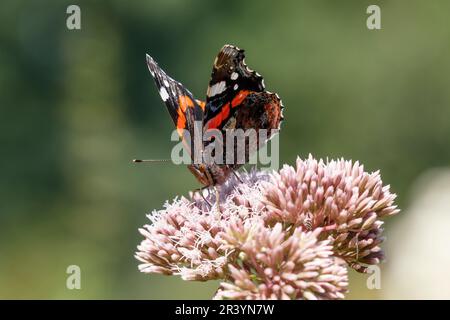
xmin=143 ymin=44 xmax=283 ymax=190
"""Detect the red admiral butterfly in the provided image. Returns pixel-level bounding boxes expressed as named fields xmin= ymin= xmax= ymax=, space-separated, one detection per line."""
xmin=142 ymin=44 xmax=283 ymax=189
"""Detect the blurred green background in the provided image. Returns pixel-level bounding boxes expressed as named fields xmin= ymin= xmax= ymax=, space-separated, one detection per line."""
xmin=1 ymin=0 xmax=449 ymax=299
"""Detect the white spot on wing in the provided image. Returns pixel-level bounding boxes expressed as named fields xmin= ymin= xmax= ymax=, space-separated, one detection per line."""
xmin=233 ymin=84 xmax=238 ymax=90
xmin=163 ymin=79 xmax=170 ymax=87
xmin=230 ymin=72 xmax=239 ymax=80
xmin=207 ymin=81 xmax=227 ymax=97
xmin=159 ymin=87 xmax=169 ymax=101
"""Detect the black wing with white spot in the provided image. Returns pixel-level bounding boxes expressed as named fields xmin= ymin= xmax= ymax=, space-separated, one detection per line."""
xmin=146 ymin=54 xmax=204 ymax=133
xmin=203 ymin=44 xmax=265 ymax=124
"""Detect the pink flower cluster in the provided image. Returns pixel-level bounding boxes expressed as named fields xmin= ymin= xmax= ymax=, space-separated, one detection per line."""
xmin=135 ymin=155 xmax=399 ymax=299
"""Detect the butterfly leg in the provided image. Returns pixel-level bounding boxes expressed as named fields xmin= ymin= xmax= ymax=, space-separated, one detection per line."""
xmin=193 ymin=186 xmax=212 ymax=208
xmin=197 ymin=165 xmax=221 ymax=213
xmin=214 ymin=186 xmax=222 ymax=214
xmin=232 ymin=170 xmax=244 ymax=183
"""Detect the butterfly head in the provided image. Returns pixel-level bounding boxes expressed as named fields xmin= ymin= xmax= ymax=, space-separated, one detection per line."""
xmin=187 ymin=163 xmax=233 ymax=187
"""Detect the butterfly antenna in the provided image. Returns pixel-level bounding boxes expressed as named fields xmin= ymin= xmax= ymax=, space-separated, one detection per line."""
xmin=132 ymin=159 xmax=172 ymax=164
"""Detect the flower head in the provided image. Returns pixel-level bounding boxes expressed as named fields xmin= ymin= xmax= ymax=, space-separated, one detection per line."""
xmin=261 ymin=155 xmax=399 ymax=271
xmin=135 ymin=155 xmax=399 ymax=298
xmin=216 ymin=222 xmax=348 ymax=300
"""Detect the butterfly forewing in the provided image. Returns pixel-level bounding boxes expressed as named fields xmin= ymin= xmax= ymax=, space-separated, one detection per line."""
xmin=146 ymin=54 xmax=204 ymax=161
xmin=203 ymin=45 xmax=265 ymax=127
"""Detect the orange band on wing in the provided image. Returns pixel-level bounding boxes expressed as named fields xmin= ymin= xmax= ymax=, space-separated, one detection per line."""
xmin=179 ymin=95 xmax=194 ymax=112
xmin=231 ymin=90 xmax=251 ymax=108
xmin=176 ymin=95 xmax=195 ymax=135
xmin=206 ymin=102 xmax=230 ymax=129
